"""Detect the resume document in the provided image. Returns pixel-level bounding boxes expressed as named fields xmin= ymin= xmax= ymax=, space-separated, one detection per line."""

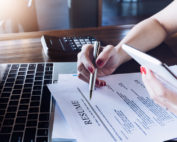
xmin=48 ymin=66 xmax=177 ymax=142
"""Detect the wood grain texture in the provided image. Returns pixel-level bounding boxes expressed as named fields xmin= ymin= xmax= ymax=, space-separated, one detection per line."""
xmin=0 ymin=25 xmax=176 ymax=68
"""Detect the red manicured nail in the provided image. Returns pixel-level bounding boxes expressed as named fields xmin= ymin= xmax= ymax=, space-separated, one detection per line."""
xmin=96 ymin=80 xmax=99 ymax=85
xmin=100 ymin=82 xmax=104 ymax=86
xmin=140 ymin=66 xmax=143 ymax=74
xmin=88 ymin=67 xmax=93 ymax=73
xmin=97 ymin=59 xmax=103 ymax=66
xmin=104 ymin=82 xmax=106 ymax=86
xmin=140 ymin=66 xmax=146 ymax=75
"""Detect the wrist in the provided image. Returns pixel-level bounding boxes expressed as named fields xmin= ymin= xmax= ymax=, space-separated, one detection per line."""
xmin=115 ymin=44 xmax=131 ymax=65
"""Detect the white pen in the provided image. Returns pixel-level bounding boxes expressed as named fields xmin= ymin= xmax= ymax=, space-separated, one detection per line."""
xmin=89 ymin=41 xmax=100 ymax=100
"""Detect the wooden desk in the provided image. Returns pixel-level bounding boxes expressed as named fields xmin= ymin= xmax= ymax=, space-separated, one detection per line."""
xmin=0 ymin=25 xmax=176 ymax=73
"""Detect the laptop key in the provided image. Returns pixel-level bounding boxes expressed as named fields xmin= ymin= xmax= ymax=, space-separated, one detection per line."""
xmin=27 ymin=70 xmax=35 ymax=74
xmin=5 ymin=83 xmax=14 ymax=87
xmin=0 ymin=98 xmax=8 ymax=103
xmin=24 ymin=128 xmax=36 ymax=142
xmin=32 ymin=90 xmax=41 ymax=96
xmin=5 ymin=113 xmax=16 ymax=118
xmin=36 ymin=137 xmax=48 ymax=142
xmin=11 ymin=132 xmax=23 ymax=142
xmin=12 ymin=90 xmax=22 ymax=94
xmin=14 ymin=124 xmax=25 ymax=131
xmin=38 ymin=122 xmax=49 ymax=128
xmin=1 ymin=126 xmax=12 ymax=133
xmin=20 ymin=99 xmax=30 ymax=104
xmin=27 ymin=120 xmax=37 ymax=127
xmin=15 ymin=80 xmax=24 ymax=85
xmin=14 ymin=85 xmax=23 ymax=89
xmin=21 ymin=93 xmax=31 ymax=99
xmin=24 ymin=84 xmax=33 ymax=88
xmin=0 ymin=109 xmax=5 ymax=115
xmin=39 ymin=114 xmax=49 ymax=121
xmin=26 ymin=75 xmax=34 ymax=79
xmin=0 ymin=104 xmax=7 ymax=109
xmin=1 ymin=92 xmax=11 ymax=97
xmin=37 ymin=129 xmax=48 ymax=136
xmin=11 ymin=95 xmax=20 ymax=100
xmin=17 ymin=111 xmax=27 ymax=117
xmin=28 ymin=114 xmax=38 ymax=120
xmin=19 ymin=105 xmax=28 ymax=110
xmin=19 ymin=68 xmax=27 ymax=72
xmin=29 ymin=107 xmax=39 ymax=113
xmin=40 ymin=86 xmax=51 ymax=112
xmin=36 ymin=72 xmax=44 ymax=77
xmin=30 ymin=101 xmax=40 ymax=107
xmin=17 ymin=76 xmax=25 ymax=80
xmin=16 ymin=117 xmax=26 ymax=123
xmin=21 ymin=64 xmax=28 ymax=68
xmin=12 ymin=64 xmax=19 ymax=70
xmin=0 ymin=134 xmax=10 ymax=142
xmin=9 ymin=101 xmax=18 ymax=106
xmin=3 ymin=119 xmax=14 ymax=125
xmin=28 ymin=64 xmax=36 ymax=70
xmin=37 ymin=64 xmax=44 ymax=72
xmin=7 ymin=106 xmax=17 ymax=112
xmin=18 ymin=72 xmax=26 ymax=75
xmin=34 ymin=81 xmax=42 ymax=85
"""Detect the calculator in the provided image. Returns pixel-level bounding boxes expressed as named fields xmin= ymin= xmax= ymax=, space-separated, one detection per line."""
xmin=41 ymin=35 xmax=98 ymax=61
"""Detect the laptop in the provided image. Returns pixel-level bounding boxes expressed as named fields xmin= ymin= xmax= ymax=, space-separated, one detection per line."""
xmin=0 ymin=62 xmax=77 ymax=142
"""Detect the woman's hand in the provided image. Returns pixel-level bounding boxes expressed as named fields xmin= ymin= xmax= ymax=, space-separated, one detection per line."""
xmin=77 ymin=44 xmax=126 ymax=86
xmin=141 ymin=66 xmax=177 ymax=115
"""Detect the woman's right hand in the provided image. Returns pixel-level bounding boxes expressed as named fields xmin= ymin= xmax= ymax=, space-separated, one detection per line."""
xmin=77 ymin=44 xmax=126 ymax=86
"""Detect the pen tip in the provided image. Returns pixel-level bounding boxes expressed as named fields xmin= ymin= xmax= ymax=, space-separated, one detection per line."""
xmin=90 ymin=91 xmax=92 ymax=100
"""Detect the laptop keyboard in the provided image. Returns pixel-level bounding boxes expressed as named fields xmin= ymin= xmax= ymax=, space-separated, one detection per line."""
xmin=0 ymin=63 xmax=53 ymax=142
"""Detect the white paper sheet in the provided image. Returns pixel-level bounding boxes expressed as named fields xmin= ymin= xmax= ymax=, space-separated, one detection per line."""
xmin=52 ymin=103 xmax=76 ymax=141
xmin=49 ymin=66 xmax=177 ymax=142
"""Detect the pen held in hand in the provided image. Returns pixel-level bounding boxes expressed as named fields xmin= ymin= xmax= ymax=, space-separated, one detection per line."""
xmin=89 ymin=41 xmax=101 ymax=100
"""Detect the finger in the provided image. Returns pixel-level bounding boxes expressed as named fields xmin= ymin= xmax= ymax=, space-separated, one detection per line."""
xmin=141 ymin=66 xmax=177 ymax=104
xmin=78 ymin=72 xmax=106 ymax=87
xmin=78 ymin=72 xmax=89 ymax=83
xmin=141 ymin=66 xmax=165 ymax=97
xmin=79 ymin=44 xmax=95 ymax=73
xmin=96 ymin=45 xmax=115 ymax=68
xmin=153 ymin=95 xmax=177 ymax=116
xmin=78 ymin=65 xmax=90 ymax=81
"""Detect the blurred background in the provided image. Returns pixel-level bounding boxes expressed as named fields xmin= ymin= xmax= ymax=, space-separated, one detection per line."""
xmin=0 ymin=0 xmax=173 ymax=34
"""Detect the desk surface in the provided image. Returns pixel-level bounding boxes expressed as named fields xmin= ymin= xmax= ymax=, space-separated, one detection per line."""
xmin=0 ymin=25 xmax=176 ymax=72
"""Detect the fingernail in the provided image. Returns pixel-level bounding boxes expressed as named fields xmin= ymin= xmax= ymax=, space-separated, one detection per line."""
xmin=104 ymin=82 xmax=106 ymax=86
xmin=140 ymin=66 xmax=143 ymax=74
xmin=100 ymin=82 xmax=104 ymax=86
xmin=140 ymin=66 xmax=146 ymax=75
xmin=97 ymin=59 xmax=103 ymax=66
xmin=96 ymin=80 xmax=99 ymax=85
xmin=88 ymin=66 xmax=93 ymax=73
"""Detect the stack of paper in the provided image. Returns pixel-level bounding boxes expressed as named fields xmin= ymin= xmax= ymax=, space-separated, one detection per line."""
xmin=49 ymin=66 xmax=177 ymax=142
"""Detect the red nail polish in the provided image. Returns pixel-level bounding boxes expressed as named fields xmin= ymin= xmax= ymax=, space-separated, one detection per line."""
xmin=140 ymin=66 xmax=146 ymax=75
xmin=100 ymin=82 xmax=104 ymax=86
xmin=97 ymin=59 xmax=103 ymax=66
xmin=96 ymin=80 xmax=99 ymax=85
xmin=88 ymin=67 xmax=93 ymax=73
xmin=142 ymin=67 xmax=146 ymax=75
xmin=104 ymin=82 xmax=106 ymax=86
xmin=140 ymin=66 xmax=143 ymax=74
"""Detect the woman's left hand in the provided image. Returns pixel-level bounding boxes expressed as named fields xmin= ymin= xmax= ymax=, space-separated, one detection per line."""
xmin=141 ymin=66 xmax=177 ymax=115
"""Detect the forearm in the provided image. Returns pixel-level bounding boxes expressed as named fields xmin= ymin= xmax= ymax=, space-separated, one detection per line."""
xmin=116 ymin=17 xmax=168 ymax=64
